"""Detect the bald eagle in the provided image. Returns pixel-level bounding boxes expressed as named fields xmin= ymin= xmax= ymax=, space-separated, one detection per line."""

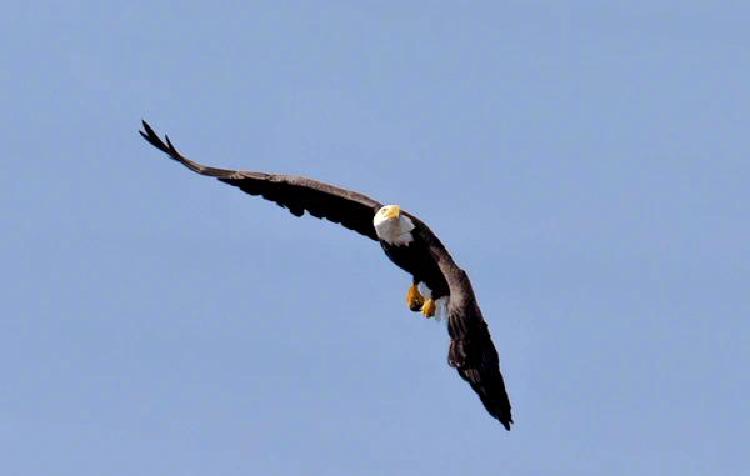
xmin=139 ymin=121 xmax=513 ymax=430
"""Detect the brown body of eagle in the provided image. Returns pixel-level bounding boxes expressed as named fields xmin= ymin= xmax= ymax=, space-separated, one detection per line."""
xmin=139 ymin=121 xmax=513 ymax=430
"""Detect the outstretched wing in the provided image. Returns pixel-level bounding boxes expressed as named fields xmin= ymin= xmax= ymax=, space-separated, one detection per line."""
xmin=139 ymin=121 xmax=383 ymax=240
xmin=410 ymin=216 xmax=514 ymax=430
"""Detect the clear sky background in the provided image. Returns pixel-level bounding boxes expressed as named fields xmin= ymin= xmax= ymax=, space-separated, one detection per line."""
xmin=1 ymin=1 xmax=748 ymax=475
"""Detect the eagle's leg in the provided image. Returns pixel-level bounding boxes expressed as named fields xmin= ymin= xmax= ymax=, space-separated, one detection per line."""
xmin=406 ymin=281 xmax=425 ymax=312
xmin=421 ymin=299 xmax=437 ymax=318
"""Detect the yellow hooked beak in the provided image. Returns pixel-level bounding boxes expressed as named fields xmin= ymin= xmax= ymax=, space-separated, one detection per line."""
xmin=383 ymin=205 xmax=401 ymax=220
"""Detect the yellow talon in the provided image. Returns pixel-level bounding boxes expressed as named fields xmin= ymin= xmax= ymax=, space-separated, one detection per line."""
xmin=421 ymin=299 xmax=436 ymax=318
xmin=406 ymin=284 xmax=425 ymax=311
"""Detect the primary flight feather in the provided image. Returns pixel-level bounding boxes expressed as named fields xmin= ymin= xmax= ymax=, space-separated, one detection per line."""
xmin=139 ymin=120 xmax=513 ymax=430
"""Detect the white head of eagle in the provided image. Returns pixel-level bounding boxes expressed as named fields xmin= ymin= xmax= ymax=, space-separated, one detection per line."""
xmin=373 ymin=204 xmax=415 ymax=246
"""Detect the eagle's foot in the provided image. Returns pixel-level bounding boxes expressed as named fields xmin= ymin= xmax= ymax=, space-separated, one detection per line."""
xmin=406 ymin=284 xmax=425 ymax=311
xmin=421 ymin=299 xmax=436 ymax=318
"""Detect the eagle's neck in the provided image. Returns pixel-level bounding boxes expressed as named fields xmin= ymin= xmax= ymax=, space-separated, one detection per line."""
xmin=374 ymin=215 xmax=415 ymax=246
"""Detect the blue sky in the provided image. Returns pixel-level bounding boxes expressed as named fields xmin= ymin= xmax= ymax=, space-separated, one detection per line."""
xmin=1 ymin=1 xmax=748 ymax=474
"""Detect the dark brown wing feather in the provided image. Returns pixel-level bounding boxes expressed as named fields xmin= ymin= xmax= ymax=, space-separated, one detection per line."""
xmin=412 ymin=216 xmax=514 ymax=430
xmin=139 ymin=121 xmax=382 ymax=240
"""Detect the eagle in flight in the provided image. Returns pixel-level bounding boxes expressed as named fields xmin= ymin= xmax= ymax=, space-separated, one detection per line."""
xmin=139 ymin=121 xmax=513 ymax=430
